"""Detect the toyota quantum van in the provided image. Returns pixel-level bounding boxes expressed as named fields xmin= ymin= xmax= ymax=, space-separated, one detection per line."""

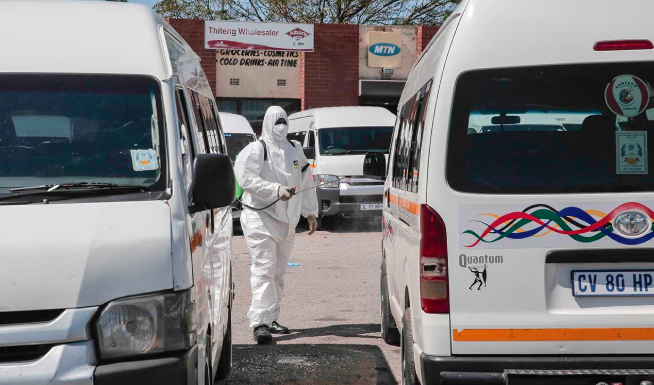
xmin=288 ymin=107 xmax=395 ymax=224
xmin=0 ymin=2 xmax=234 ymax=384
xmin=220 ymin=112 xmax=256 ymax=222
xmin=364 ymin=0 xmax=654 ymax=384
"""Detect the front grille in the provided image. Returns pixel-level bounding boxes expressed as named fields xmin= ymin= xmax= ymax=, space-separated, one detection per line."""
xmin=0 ymin=309 xmax=64 ymax=326
xmin=339 ymin=194 xmax=383 ymax=204
xmin=0 ymin=345 xmax=53 ymax=363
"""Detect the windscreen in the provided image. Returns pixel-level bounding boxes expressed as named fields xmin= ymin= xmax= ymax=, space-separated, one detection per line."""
xmin=447 ymin=63 xmax=654 ymax=194
xmin=225 ymin=133 xmax=256 ymax=162
xmin=318 ymin=126 xmax=393 ymax=155
xmin=0 ymin=75 xmax=165 ymax=194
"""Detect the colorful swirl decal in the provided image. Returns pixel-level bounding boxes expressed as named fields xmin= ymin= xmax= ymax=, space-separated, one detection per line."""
xmin=463 ymin=202 xmax=654 ymax=248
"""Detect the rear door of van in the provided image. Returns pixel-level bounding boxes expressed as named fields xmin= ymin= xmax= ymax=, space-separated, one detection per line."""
xmin=444 ymin=62 xmax=654 ymax=356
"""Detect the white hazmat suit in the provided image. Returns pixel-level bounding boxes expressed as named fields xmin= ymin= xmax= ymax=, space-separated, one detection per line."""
xmin=234 ymin=106 xmax=318 ymax=328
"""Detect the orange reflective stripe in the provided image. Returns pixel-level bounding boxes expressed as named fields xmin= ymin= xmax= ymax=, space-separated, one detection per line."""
xmin=388 ymin=193 xmax=420 ymax=215
xmin=453 ymin=328 xmax=654 ymax=342
xmin=399 ymin=197 xmax=420 ymax=215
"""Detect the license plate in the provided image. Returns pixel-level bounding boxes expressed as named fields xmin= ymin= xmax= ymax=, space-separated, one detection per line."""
xmin=361 ymin=203 xmax=382 ymax=211
xmin=572 ymin=270 xmax=654 ymax=297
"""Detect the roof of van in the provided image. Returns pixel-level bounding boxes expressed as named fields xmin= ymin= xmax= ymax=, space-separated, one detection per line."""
xmin=288 ymin=107 xmax=396 ymax=129
xmin=0 ymin=1 xmax=170 ymax=79
xmin=447 ymin=0 xmax=654 ymax=76
xmin=219 ymin=112 xmax=255 ymax=135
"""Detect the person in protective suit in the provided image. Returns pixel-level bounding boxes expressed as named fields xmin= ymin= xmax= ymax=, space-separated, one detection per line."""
xmin=234 ymin=106 xmax=319 ymax=344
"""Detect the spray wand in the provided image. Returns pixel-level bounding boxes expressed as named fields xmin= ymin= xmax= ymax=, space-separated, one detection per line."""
xmin=236 ymin=177 xmax=345 ymax=211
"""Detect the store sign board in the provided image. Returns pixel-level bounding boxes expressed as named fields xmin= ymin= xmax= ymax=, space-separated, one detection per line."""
xmin=368 ymin=31 xmax=402 ymax=68
xmin=205 ymin=21 xmax=314 ymax=52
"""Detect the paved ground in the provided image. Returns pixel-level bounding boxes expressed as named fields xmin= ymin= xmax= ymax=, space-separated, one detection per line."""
xmin=218 ymin=219 xmax=401 ymax=385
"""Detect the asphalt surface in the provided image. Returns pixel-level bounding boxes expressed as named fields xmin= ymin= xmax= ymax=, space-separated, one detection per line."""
xmin=218 ymin=218 xmax=401 ymax=385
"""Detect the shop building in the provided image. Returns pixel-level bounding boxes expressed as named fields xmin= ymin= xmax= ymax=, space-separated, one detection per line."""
xmin=169 ymin=19 xmax=438 ymax=134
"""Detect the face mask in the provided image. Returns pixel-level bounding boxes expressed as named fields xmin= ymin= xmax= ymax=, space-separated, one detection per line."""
xmin=272 ymin=123 xmax=289 ymax=142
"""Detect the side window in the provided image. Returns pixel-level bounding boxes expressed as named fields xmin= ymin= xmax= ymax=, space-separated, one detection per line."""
xmin=198 ymin=97 xmax=219 ymax=154
xmin=391 ymin=81 xmax=432 ymax=192
xmin=188 ymin=91 xmax=208 ymax=154
xmin=308 ymin=130 xmax=315 ymax=148
xmin=393 ymin=98 xmax=416 ymax=190
xmin=409 ymin=80 xmax=433 ymax=192
xmin=175 ymin=89 xmax=195 ymax=193
xmin=209 ymin=99 xmax=227 ymax=154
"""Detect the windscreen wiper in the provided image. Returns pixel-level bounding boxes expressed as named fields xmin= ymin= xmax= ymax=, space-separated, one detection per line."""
xmin=0 ymin=183 xmax=150 ymax=203
xmin=9 ymin=182 xmax=149 ymax=193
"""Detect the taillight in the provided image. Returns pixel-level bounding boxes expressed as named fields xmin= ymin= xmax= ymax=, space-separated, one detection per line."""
xmin=594 ymin=40 xmax=654 ymax=51
xmin=420 ymin=204 xmax=449 ymax=314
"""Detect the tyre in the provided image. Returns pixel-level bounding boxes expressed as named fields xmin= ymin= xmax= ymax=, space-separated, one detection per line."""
xmin=380 ymin=260 xmax=400 ymax=346
xmin=215 ymin=304 xmax=232 ymax=380
xmin=401 ymin=308 xmax=419 ymax=385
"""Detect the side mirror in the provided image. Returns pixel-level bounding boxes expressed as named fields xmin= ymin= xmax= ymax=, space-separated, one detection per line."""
xmin=303 ymin=146 xmax=315 ymax=160
xmin=363 ymin=152 xmax=386 ymax=180
xmin=189 ymin=154 xmax=235 ymax=215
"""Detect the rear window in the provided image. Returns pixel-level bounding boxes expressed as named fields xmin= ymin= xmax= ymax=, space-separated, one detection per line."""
xmin=447 ymin=63 xmax=654 ymax=194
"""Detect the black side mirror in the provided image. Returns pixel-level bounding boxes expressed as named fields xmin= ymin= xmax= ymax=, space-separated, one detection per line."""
xmin=189 ymin=154 xmax=235 ymax=215
xmin=303 ymin=147 xmax=315 ymax=160
xmin=363 ymin=152 xmax=386 ymax=180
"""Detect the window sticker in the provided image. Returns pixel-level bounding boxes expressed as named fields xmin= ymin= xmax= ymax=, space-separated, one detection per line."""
xmin=131 ymin=149 xmax=160 ymax=171
xmin=616 ymin=131 xmax=648 ymax=174
xmin=605 ymin=74 xmax=651 ymax=118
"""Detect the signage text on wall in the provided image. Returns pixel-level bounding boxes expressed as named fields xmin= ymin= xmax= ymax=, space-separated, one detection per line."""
xmin=368 ymin=31 xmax=402 ymax=68
xmin=205 ymin=21 xmax=314 ymax=52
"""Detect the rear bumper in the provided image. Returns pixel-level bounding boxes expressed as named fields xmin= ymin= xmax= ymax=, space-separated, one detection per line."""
xmin=95 ymin=346 xmax=198 ymax=385
xmin=421 ymin=354 xmax=654 ymax=385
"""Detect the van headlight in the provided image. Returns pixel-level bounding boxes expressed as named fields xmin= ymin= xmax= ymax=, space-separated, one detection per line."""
xmin=315 ymin=174 xmax=340 ymax=188
xmin=95 ymin=291 xmax=196 ymax=360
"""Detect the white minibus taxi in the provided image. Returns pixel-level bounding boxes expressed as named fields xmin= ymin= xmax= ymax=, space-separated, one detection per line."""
xmin=0 ymin=2 xmax=234 ymax=385
xmin=220 ymin=112 xmax=256 ymax=221
xmin=288 ymin=107 xmax=395 ymax=224
xmin=364 ymin=0 xmax=654 ymax=384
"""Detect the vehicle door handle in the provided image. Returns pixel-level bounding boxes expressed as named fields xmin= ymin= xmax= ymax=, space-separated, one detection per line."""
xmin=385 ymin=188 xmax=390 ymax=208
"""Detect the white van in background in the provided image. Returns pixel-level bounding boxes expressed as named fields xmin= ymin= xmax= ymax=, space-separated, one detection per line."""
xmin=220 ymin=112 xmax=256 ymax=222
xmin=0 ymin=2 xmax=234 ymax=384
xmin=221 ymin=112 xmax=257 ymax=163
xmin=288 ymin=107 xmax=395 ymax=224
xmin=365 ymin=0 xmax=654 ymax=384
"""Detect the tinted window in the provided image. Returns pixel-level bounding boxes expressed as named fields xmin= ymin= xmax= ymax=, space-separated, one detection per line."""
xmin=308 ymin=131 xmax=315 ymax=148
xmin=175 ymin=89 xmax=195 ymax=195
xmin=225 ymin=133 xmax=256 ymax=162
xmin=0 ymin=75 xmax=165 ymax=194
xmin=392 ymin=81 xmax=432 ymax=192
xmin=318 ymin=126 xmax=393 ymax=155
xmin=289 ymin=131 xmax=306 ymax=144
xmin=448 ymin=63 xmax=654 ymax=194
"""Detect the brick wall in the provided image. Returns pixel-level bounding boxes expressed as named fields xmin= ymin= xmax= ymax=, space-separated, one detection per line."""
xmin=301 ymin=24 xmax=360 ymax=110
xmin=417 ymin=26 xmax=440 ymax=55
xmin=168 ymin=19 xmax=217 ymax=95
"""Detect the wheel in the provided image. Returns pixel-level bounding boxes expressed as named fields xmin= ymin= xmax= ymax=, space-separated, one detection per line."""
xmin=401 ymin=308 xmax=419 ymax=385
xmin=380 ymin=260 xmax=400 ymax=346
xmin=215 ymin=302 xmax=232 ymax=380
